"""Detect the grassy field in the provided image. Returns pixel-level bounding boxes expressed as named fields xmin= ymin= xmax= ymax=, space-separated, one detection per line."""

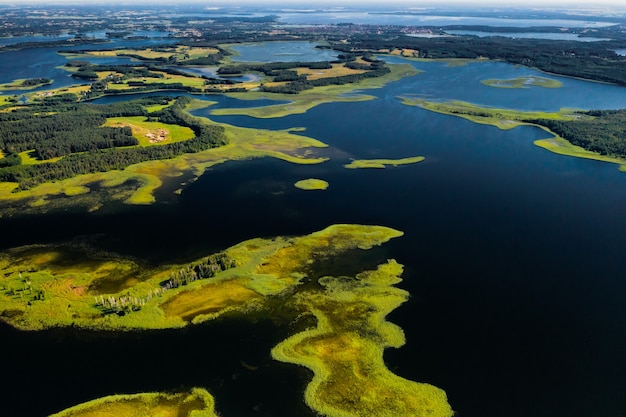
xmin=212 ymin=64 xmax=420 ymax=118
xmin=103 ymin=116 xmax=195 ymax=146
xmin=344 ymin=156 xmax=425 ymax=169
xmin=481 ymin=75 xmax=563 ymax=89
xmin=50 ymin=388 xmax=218 ymax=417
xmin=400 ymin=97 xmax=626 ymax=169
xmin=296 ymin=63 xmax=366 ymax=80
xmin=26 ymin=84 xmax=90 ymax=103
xmin=294 ymin=178 xmax=329 ymax=190
xmin=18 ymin=150 xmax=63 ymax=165
xmin=60 ymin=46 xmax=219 ymax=62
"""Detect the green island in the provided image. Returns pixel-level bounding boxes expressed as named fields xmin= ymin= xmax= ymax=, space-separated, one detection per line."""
xmin=399 ymin=97 xmax=626 ymax=169
xmin=0 ymin=224 xmax=453 ymax=417
xmin=294 ymin=178 xmax=329 ymax=190
xmin=0 ymin=97 xmax=329 ymax=211
xmin=0 ymin=78 xmax=53 ymax=91
xmin=344 ymin=156 xmax=425 ymax=169
xmin=50 ymin=388 xmax=218 ymax=417
xmin=481 ymin=75 xmax=563 ymax=89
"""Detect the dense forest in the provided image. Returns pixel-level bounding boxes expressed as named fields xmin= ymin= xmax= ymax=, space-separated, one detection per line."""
xmin=0 ymin=96 xmax=227 ymax=190
xmin=531 ymin=110 xmax=626 ymax=157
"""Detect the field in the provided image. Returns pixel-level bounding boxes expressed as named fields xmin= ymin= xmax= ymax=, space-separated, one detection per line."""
xmin=296 ymin=63 xmax=366 ymax=80
xmin=103 ymin=116 xmax=195 ymax=146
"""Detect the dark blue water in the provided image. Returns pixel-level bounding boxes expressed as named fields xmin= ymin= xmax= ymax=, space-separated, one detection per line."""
xmin=1 ymin=51 xmax=626 ymax=417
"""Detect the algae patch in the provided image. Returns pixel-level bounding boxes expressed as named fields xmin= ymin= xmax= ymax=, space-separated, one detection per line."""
xmin=295 ymin=178 xmax=329 ymax=190
xmin=344 ymin=156 xmax=425 ymax=169
xmin=482 ymin=76 xmax=562 ymax=89
xmin=273 ymin=259 xmax=454 ymax=417
xmin=50 ymin=388 xmax=218 ymax=417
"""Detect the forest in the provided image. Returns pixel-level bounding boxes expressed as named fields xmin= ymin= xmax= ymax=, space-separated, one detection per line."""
xmin=332 ymin=35 xmax=626 ymax=85
xmin=531 ymin=110 xmax=626 ymax=157
xmin=0 ymin=96 xmax=228 ymax=190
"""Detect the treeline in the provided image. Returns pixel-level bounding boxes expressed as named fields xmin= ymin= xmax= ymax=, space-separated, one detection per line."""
xmin=218 ymin=57 xmax=389 ymax=94
xmin=0 ymin=96 xmax=228 ymax=190
xmin=337 ymin=35 xmax=626 ymax=85
xmin=161 ymin=252 xmax=237 ymax=290
xmin=21 ymin=78 xmax=52 ymax=86
xmin=0 ymin=100 xmax=148 ymax=159
xmin=217 ymin=60 xmax=333 ymax=76
xmin=530 ymin=110 xmax=626 ymax=157
xmin=261 ymin=61 xmax=389 ymax=94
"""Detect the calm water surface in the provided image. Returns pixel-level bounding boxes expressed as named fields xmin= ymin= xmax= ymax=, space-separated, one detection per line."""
xmin=445 ymin=30 xmax=612 ymax=42
xmin=1 ymin=50 xmax=626 ymax=417
xmin=229 ymin=41 xmax=338 ymax=63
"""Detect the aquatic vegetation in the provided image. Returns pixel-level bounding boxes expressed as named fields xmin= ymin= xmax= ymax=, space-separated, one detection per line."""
xmin=344 ymin=156 xmax=425 ymax=169
xmin=482 ymin=76 xmax=563 ymax=89
xmin=294 ymin=178 xmax=329 ymax=190
xmin=0 ymin=225 xmax=401 ymax=330
xmin=273 ymin=259 xmax=453 ymax=417
xmin=50 ymin=388 xmax=218 ymax=417
xmin=0 ymin=224 xmax=453 ymax=416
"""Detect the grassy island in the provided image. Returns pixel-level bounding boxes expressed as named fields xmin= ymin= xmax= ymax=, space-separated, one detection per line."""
xmin=50 ymin=388 xmax=218 ymax=417
xmin=0 ymin=224 xmax=453 ymax=417
xmin=344 ymin=156 xmax=425 ymax=169
xmin=400 ymin=97 xmax=626 ymax=170
xmin=294 ymin=178 xmax=329 ymax=190
xmin=0 ymin=78 xmax=53 ymax=91
xmin=481 ymin=76 xmax=563 ymax=89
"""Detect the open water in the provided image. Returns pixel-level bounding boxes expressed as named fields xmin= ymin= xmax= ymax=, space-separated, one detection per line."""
xmin=1 ymin=40 xmax=626 ymax=417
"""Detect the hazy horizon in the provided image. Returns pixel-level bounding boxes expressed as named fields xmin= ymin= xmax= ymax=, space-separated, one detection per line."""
xmin=0 ymin=0 xmax=625 ymax=9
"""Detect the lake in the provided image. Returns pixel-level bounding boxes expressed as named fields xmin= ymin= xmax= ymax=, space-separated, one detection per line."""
xmin=1 ymin=43 xmax=626 ymax=417
xmin=229 ymin=41 xmax=338 ymax=63
xmin=276 ymin=12 xmax=617 ymax=28
xmin=445 ymin=30 xmax=612 ymax=42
